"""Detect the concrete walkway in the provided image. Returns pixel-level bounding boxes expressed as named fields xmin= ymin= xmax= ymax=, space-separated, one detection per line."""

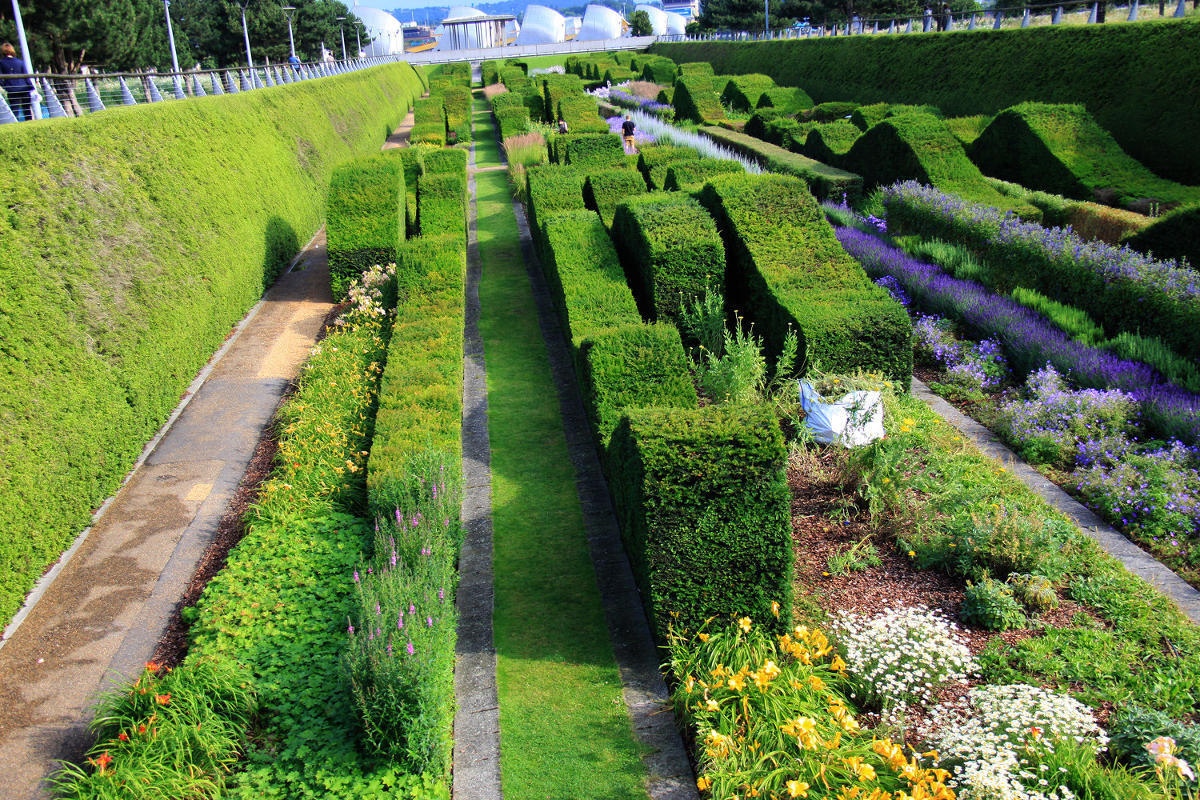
xmin=0 ymin=238 xmax=335 ymax=800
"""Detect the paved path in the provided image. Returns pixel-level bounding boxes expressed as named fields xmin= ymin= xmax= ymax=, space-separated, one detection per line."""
xmin=0 ymin=240 xmax=335 ymax=800
xmin=913 ymin=378 xmax=1200 ymax=624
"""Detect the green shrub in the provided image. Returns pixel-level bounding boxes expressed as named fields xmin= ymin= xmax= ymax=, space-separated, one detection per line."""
xmin=395 ymin=148 xmax=425 ymax=238
xmin=672 ymin=75 xmax=725 ymax=124
xmin=969 ymin=103 xmax=1200 ymax=212
xmin=367 ymin=235 xmax=466 ymax=514
xmin=662 ymin=157 xmax=743 ymax=191
xmin=542 ymin=73 xmax=585 ymax=123
xmin=489 ymin=91 xmax=523 ymax=112
xmin=844 ymin=112 xmax=1039 ymax=216
xmin=613 ymin=51 xmax=634 ymax=66
xmin=756 ymin=86 xmax=813 ymax=113
xmin=719 ymin=73 xmax=776 ymax=113
xmin=417 ymin=172 xmax=467 ymax=239
xmin=481 ymin=60 xmax=501 ymax=86
xmin=583 ymin=168 xmax=647 ymax=227
xmin=326 ymin=154 xmax=405 ymax=298
xmin=604 ymin=67 xmax=638 ymax=85
xmin=439 ymin=85 xmax=472 ymax=144
xmin=607 ymin=404 xmax=791 ymax=639
xmin=558 ymin=93 xmax=608 ymax=133
xmin=0 ymin=62 xmax=426 ymax=629
xmin=413 ymin=95 xmax=444 ymax=127
xmin=656 ymin=86 xmax=673 ymax=105
xmin=698 ymin=172 xmax=912 ymax=384
xmin=698 ymin=126 xmax=863 ymax=203
xmin=801 ymin=101 xmax=860 ymax=122
xmin=560 ymin=133 xmax=625 ymax=169
xmin=802 ymin=120 xmax=861 ymax=168
xmin=1123 ymin=203 xmax=1200 ymax=270
xmin=611 ymin=192 xmax=725 ymax=323
xmin=962 ymin=576 xmax=1028 ymax=631
xmin=410 ymin=122 xmax=446 ymax=147
xmin=985 ymin=176 xmax=1152 ymax=243
xmin=650 ymin=21 xmax=1200 ymax=184
xmin=744 ymin=109 xmax=786 ymax=141
xmin=637 ymin=144 xmax=701 ymax=190
xmin=496 ymin=105 xmax=531 ymax=140
xmin=641 ymin=56 xmax=676 ymax=84
xmin=499 ymin=65 xmax=526 ymax=85
xmin=1007 ymin=573 xmax=1060 ymax=613
xmin=676 ymin=61 xmax=714 ymax=78
xmin=525 ymin=164 xmax=587 ymax=254
xmin=422 ymin=147 xmax=467 ymax=176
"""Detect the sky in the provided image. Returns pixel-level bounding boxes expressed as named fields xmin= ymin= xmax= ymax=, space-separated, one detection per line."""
xmin=349 ymin=1 xmax=445 ymax=11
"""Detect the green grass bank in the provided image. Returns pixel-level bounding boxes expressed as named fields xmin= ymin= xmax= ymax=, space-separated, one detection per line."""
xmin=651 ymin=19 xmax=1200 ymax=184
xmin=0 ymin=62 xmax=425 ymax=627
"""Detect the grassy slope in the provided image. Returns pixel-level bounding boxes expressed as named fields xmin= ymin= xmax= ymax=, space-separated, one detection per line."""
xmin=473 ymin=97 xmax=648 ymax=799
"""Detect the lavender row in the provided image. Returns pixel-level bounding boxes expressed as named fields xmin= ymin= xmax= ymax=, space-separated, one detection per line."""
xmin=881 ymin=181 xmax=1200 ymax=360
xmin=834 ymin=224 xmax=1200 ymax=446
xmin=591 ymin=84 xmax=674 ymax=118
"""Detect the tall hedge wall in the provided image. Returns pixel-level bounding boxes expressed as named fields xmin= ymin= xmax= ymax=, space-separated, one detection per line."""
xmin=651 ymin=20 xmax=1200 ymax=184
xmin=698 ymin=172 xmax=912 ymax=384
xmin=326 ymin=154 xmax=405 ymax=299
xmin=0 ymin=62 xmax=425 ymax=627
xmin=607 ymin=404 xmax=792 ymax=640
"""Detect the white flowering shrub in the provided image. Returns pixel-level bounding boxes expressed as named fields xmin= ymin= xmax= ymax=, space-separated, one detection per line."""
xmin=832 ymin=605 xmax=976 ymax=725
xmin=342 ymin=262 xmax=396 ymax=323
xmin=922 ymin=684 xmax=1108 ymax=800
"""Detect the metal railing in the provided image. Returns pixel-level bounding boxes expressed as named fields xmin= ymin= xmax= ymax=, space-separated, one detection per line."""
xmin=0 ymin=56 xmax=402 ymax=124
xmin=657 ymin=0 xmax=1194 ymax=40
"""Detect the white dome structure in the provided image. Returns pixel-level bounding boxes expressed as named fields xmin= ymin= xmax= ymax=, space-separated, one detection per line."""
xmin=577 ymin=4 xmax=625 ymax=41
xmin=517 ymin=5 xmax=566 ymax=44
xmin=354 ymin=5 xmax=406 ymax=56
xmin=445 ymin=5 xmax=487 ymax=20
xmin=634 ymin=4 xmax=668 ymax=34
xmin=665 ymin=10 xmax=688 ymax=33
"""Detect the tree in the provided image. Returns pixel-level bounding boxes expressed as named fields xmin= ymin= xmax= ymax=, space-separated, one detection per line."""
xmin=2 ymin=0 xmax=174 ymax=71
xmin=629 ymin=8 xmax=654 ymax=34
xmin=167 ymin=0 xmax=364 ymax=67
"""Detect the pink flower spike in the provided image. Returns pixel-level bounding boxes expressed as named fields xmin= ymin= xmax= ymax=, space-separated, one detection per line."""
xmin=348 ymin=619 xmax=355 ymax=634
xmin=353 ymin=570 xmax=360 ymax=583
xmin=426 ymin=616 xmax=433 ymax=627
xmin=407 ymin=641 xmax=415 ymax=655
xmin=409 ymin=603 xmax=416 ymax=614
xmin=394 ymin=508 xmax=402 ymax=526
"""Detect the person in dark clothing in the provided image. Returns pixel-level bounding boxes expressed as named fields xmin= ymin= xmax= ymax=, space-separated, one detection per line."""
xmin=1 ymin=42 xmax=34 ymax=121
xmin=621 ymin=113 xmax=636 ymax=153
xmin=558 ymin=118 xmax=568 ymax=134
xmin=937 ymin=2 xmax=951 ymax=30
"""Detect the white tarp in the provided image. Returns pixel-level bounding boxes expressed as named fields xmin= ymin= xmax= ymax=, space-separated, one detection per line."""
xmin=798 ymin=381 xmax=885 ymax=447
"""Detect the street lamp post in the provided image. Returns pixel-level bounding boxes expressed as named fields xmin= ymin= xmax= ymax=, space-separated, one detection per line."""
xmin=354 ymin=21 xmax=363 ymax=58
xmin=163 ymin=0 xmax=185 ymax=98
xmin=282 ymin=5 xmax=297 ymax=59
xmin=9 ymin=0 xmax=42 ymax=119
xmin=336 ymin=16 xmax=348 ymax=60
xmin=239 ymin=0 xmax=255 ymax=69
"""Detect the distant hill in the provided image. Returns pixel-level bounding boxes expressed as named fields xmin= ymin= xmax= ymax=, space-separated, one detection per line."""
xmin=389 ymin=0 xmax=656 ymax=23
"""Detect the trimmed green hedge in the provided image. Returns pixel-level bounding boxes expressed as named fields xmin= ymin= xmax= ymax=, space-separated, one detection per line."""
xmin=677 ymin=61 xmax=715 ymax=78
xmin=719 ymin=73 xmax=776 ymax=113
xmin=490 ymin=91 xmax=524 ymax=112
xmin=1122 ymin=204 xmax=1200 ymax=269
xmin=367 ymin=234 xmax=466 ymax=513
xmin=756 ymin=86 xmax=814 ymax=113
xmin=607 ymin=404 xmax=791 ymax=639
xmin=499 ymin=66 xmax=526 ymax=85
xmin=800 ymin=100 xmax=860 ymax=122
xmin=481 ymin=60 xmax=501 ymax=86
xmin=440 ymin=85 xmax=473 ymax=144
xmin=560 ymin=133 xmax=626 ymax=169
xmin=641 ymin=56 xmax=677 ymax=84
xmin=663 ymin=158 xmax=744 ymax=191
xmin=0 ymin=62 xmax=425 ymax=630
xmin=558 ymin=93 xmax=609 ymax=133
xmin=802 ymin=120 xmax=861 ymax=168
xmin=583 ymin=168 xmax=647 ymax=227
xmin=496 ymin=106 xmax=531 ymax=140
xmin=968 ymin=103 xmax=1200 ymax=212
xmin=326 ymin=154 xmax=406 ymax=298
xmin=698 ymin=172 xmax=912 ymax=383
xmin=699 ymin=126 xmax=863 ymax=202
xmin=604 ymin=67 xmax=638 ymax=85
xmin=986 ymin=176 xmax=1153 ymax=244
xmin=611 ymin=192 xmax=725 ymax=323
xmin=422 ymin=147 xmax=468 ymax=176
xmin=849 ymin=102 xmax=942 ymax=132
xmin=396 ymin=148 xmax=425 ymax=238
xmin=842 ymin=112 xmax=1037 ymax=216
xmin=651 ymin=21 xmax=1200 ymax=184
xmin=412 ymin=96 xmax=446 ymax=146
xmin=542 ymin=73 xmax=585 ymax=124
xmin=672 ymin=75 xmax=725 ymax=124
xmin=417 ymin=170 xmax=468 ymax=240
xmin=525 ymin=164 xmax=587 ymax=256
xmin=945 ymin=114 xmax=991 ymax=147
xmin=637 ymin=144 xmax=701 ymax=190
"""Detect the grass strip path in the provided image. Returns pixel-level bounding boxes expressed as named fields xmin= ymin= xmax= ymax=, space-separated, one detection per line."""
xmin=473 ymin=99 xmax=650 ymax=800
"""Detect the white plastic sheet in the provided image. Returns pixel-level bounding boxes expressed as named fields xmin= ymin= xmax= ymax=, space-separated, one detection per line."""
xmin=798 ymin=380 xmax=885 ymax=447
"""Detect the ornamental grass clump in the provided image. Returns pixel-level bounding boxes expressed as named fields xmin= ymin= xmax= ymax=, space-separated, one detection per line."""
xmin=831 ymin=605 xmax=976 ymax=726
xmin=921 ymin=684 xmax=1107 ymax=800
xmin=669 ymin=614 xmax=956 ymax=800
xmin=345 ymin=457 xmax=461 ymax=776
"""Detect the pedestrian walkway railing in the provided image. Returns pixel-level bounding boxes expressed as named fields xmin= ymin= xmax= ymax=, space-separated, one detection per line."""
xmin=658 ymin=0 xmax=1194 ymax=41
xmin=0 ymin=56 xmax=399 ymax=124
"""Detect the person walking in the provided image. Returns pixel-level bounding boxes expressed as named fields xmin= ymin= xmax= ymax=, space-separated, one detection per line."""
xmin=0 ymin=43 xmax=34 ymax=121
xmin=621 ymin=113 xmax=637 ymax=154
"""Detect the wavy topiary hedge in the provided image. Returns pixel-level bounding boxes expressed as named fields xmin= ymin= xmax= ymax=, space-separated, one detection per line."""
xmin=0 ymin=62 xmax=424 ymax=628
xmin=719 ymin=73 xmax=777 ymax=113
xmin=1122 ymin=204 xmax=1200 ymax=270
xmin=662 ymin=157 xmax=744 ymax=192
xmin=756 ymin=86 xmax=814 ymax=113
xmin=671 ymin=75 xmax=725 ymax=124
xmin=611 ymin=192 xmax=725 ymax=323
xmin=968 ymin=103 xmax=1200 ymax=212
xmin=651 ymin=20 xmax=1200 ymax=184
xmin=637 ymin=144 xmax=700 ymax=190
xmin=802 ymin=120 xmax=861 ymax=168
xmin=699 ymin=126 xmax=862 ymax=202
xmin=698 ymin=172 xmax=912 ymax=384
xmin=842 ymin=112 xmax=1038 ymax=216
xmin=640 ymin=56 xmax=677 ymax=84
xmin=607 ymin=404 xmax=791 ymax=640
